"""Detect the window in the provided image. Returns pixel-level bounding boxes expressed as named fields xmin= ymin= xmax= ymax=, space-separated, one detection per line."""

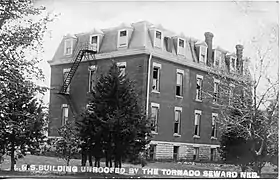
xmin=179 ymin=39 xmax=184 ymax=48
xmin=88 ymin=65 xmax=97 ymax=92
xmin=214 ymin=50 xmax=221 ymax=68
xmin=193 ymin=147 xmax=199 ymax=161
xmin=210 ymin=148 xmax=217 ymax=161
xmin=199 ymin=46 xmax=207 ymax=63
xmin=154 ymin=30 xmax=162 ymax=48
xmin=194 ymin=110 xmax=201 ymax=137
xmin=176 ymin=69 xmax=184 ymax=97
xmin=173 ymin=146 xmax=179 ymax=161
xmin=211 ymin=113 xmax=218 ymax=139
xmin=64 ymin=39 xmax=73 ymax=55
xmin=174 ymin=107 xmax=182 ymax=135
xmin=117 ymin=62 xmax=126 ymax=76
xmin=231 ymin=57 xmax=236 ymax=71
xmin=196 ymin=75 xmax=203 ymax=101
xmin=118 ymin=29 xmax=128 ymax=48
xmin=152 ymin=63 xmax=161 ymax=92
xmin=148 ymin=145 xmax=156 ymax=160
xmin=63 ymin=68 xmax=71 ymax=94
xmin=89 ymin=35 xmax=98 ymax=52
xmin=61 ymin=104 xmax=69 ymax=126
xmin=213 ymin=79 xmax=220 ymax=103
xmin=151 ymin=103 xmax=160 ymax=133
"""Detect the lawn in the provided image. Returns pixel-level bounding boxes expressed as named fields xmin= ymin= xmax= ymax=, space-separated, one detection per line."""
xmin=0 ymin=155 xmax=278 ymax=178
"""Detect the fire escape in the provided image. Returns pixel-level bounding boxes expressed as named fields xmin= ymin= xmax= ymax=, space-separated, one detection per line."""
xmin=58 ymin=42 xmax=97 ymax=117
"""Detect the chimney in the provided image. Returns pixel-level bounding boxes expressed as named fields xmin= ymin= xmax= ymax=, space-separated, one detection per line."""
xmin=235 ymin=44 xmax=244 ymax=73
xmin=204 ymin=32 xmax=214 ymax=66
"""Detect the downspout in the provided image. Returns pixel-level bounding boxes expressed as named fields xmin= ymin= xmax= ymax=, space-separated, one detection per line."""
xmin=146 ymin=53 xmax=153 ymax=116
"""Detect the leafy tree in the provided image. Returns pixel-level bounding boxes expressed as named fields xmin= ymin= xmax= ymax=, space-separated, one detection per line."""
xmin=78 ymin=61 xmax=152 ymax=168
xmin=204 ymin=21 xmax=278 ymax=174
xmin=0 ymin=0 xmax=54 ymax=171
xmin=55 ymin=121 xmax=81 ymax=166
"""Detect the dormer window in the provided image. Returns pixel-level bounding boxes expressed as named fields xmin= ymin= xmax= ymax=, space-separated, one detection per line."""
xmin=154 ymin=30 xmax=163 ymax=49
xmin=118 ymin=29 xmax=128 ymax=48
xmin=230 ymin=57 xmax=237 ymax=71
xmin=199 ymin=46 xmax=207 ymax=63
xmin=214 ymin=50 xmax=222 ymax=68
xmin=177 ymin=38 xmax=185 ymax=56
xmin=89 ymin=35 xmax=99 ymax=52
xmin=64 ymin=39 xmax=73 ymax=55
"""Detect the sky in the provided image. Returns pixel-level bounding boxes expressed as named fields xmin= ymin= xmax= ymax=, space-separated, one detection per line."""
xmin=34 ymin=0 xmax=279 ymax=104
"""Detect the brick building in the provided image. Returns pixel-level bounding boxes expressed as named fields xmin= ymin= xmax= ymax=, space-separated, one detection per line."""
xmin=47 ymin=21 xmax=249 ymax=162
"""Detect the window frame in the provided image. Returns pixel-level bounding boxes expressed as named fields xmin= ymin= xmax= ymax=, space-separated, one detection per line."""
xmin=211 ymin=113 xmax=218 ymax=139
xmin=230 ymin=56 xmax=237 ymax=72
xmin=61 ymin=104 xmax=69 ymax=126
xmin=89 ymin=35 xmax=99 ymax=52
xmin=88 ymin=65 xmax=97 ymax=92
xmin=151 ymin=103 xmax=160 ymax=134
xmin=117 ymin=62 xmax=126 ymax=76
xmin=214 ymin=50 xmax=222 ymax=68
xmin=174 ymin=107 xmax=182 ymax=136
xmin=213 ymin=79 xmax=220 ymax=104
xmin=199 ymin=46 xmax=207 ymax=63
xmin=176 ymin=69 xmax=184 ymax=97
xmin=63 ymin=68 xmax=71 ymax=94
xmin=154 ymin=30 xmax=163 ymax=49
xmin=196 ymin=75 xmax=203 ymax=102
xmin=64 ymin=39 xmax=73 ymax=55
xmin=193 ymin=110 xmax=202 ymax=138
xmin=177 ymin=38 xmax=185 ymax=56
xmin=118 ymin=29 xmax=128 ymax=48
xmin=152 ymin=62 xmax=161 ymax=93
xmin=193 ymin=147 xmax=199 ymax=161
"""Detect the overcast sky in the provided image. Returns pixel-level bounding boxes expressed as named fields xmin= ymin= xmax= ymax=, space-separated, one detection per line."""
xmin=35 ymin=0 xmax=279 ymax=103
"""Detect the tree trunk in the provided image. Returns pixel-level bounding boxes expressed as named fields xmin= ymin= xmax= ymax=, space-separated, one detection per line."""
xmin=10 ymin=134 xmax=15 ymax=172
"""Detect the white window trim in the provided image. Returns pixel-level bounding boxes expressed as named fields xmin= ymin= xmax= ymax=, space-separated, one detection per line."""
xmin=177 ymin=38 xmax=185 ymax=56
xmin=88 ymin=65 xmax=97 ymax=92
xmin=193 ymin=110 xmax=202 ymax=139
xmin=176 ymin=69 xmax=184 ymax=75
xmin=199 ymin=46 xmax=208 ymax=63
xmin=174 ymin=107 xmax=182 ymax=137
xmin=214 ymin=50 xmax=222 ymax=68
xmin=154 ymin=30 xmax=163 ymax=49
xmin=213 ymin=79 xmax=220 ymax=104
xmin=61 ymin=104 xmax=69 ymax=126
xmin=64 ymin=39 xmax=73 ymax=55
xmin=230 ymin=56 xmax=237 ymax=71
xmin=63 ymin=68 xmax=71 ymax=94
xmin=117 ymin=29 xmax=128 ymax=48
xmin=89 ymin=35 xmax=99 ymax=52
xmin=117 ymin=62 xmax=127 ymax=67
xmin=151 ymin=103 xmax=160 ymax=134
xmin=176 ymin=69 xmax=184 ymax=98
xmin=211 ymin=113 xmax=218 ymax=139
xmin=152 ymin=62 xmax=161 ymax=93
xmin=62 ymin=104 xmax=68 ymax=108
xmin=196 ymin=75 xmax=203 ymax=102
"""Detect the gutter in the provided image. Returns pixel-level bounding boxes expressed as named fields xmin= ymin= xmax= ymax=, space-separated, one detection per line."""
xmin=146 ymin=53 xmax=152 ymax=116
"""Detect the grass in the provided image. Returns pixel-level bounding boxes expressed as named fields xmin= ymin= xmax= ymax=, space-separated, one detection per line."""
xmin=0 ymin=155 xmax=278 ymax=178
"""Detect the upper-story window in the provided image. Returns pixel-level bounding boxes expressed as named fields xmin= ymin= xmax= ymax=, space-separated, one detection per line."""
xmin=88 ymin=65 xmax=97 ymax=92
xmin=89 ymin=35 xmax=99 ymax=52
xmin=174 ymin=107 xmax=182 ymax=136
xmin=118 ymin=29 xmax=128 ymax=48
xmin=176 ymin=69 xmax=184 ymax=97
xmin=194 ymin=110 xmax=202 ymax=138
xmin=152 ymin=62 xmax=161 ymax=93
xmin=196 ymin=75 xmax=203 ymax=101
xmin=213 ymin=79 xmax=220 ymax=103
xmin=177 ymin=38 xmax=185 ymax=56
xmin=230 ymin=57 xmax=237 ymax=72
xmin=61 ymin=104 xmax=69 ymax=126
xmin=117 ymin=62 xmax=126 ymax=76
xmin=63 ymin=68 xmax=71 ymax=94
xmin=199 ymin=46 xmax=207 ymax=63
xmin=154 ymin=30 xmax=163 ymax=49
xmin=214 ymin=50 xmax=222 ymax=68
xmin=64 ymin=39 xmax=73 ymax=55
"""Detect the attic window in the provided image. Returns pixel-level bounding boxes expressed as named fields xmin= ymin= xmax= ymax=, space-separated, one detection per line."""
xmin=231 ymin=57 xmax=236 ymax=71
xmin=89 ymin=35 xmax=99 ymax=52
xmin=118 ymin=29 xmax=128 ymax=48
xmin=199 ymin=46 xmax=207 ymax=63
xmin=156 ymin=31 xmax=162 ymax=39
xmin=64 ymin=39 xmax=73 ymax=55
xmin=214 ymin=50 xmax=221 ymax=68
xmin=90 ymin=35 xmax=98 ymax=44
xmin=154 ymin=30 xmax=163 ymax=49
xmin=179 ymin=39 xmax=184 ymax=48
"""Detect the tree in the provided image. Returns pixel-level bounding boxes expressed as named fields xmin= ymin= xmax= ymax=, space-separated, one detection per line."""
xmin=77 ymin=61 xmax=152 ymax=168
xmin=203 ymin=21 xmax=278 ymax=174
xmin=0 ymin=1 xmax=54 ymax=171
xmin=55 ymin=121 xmax=81 ymax=166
